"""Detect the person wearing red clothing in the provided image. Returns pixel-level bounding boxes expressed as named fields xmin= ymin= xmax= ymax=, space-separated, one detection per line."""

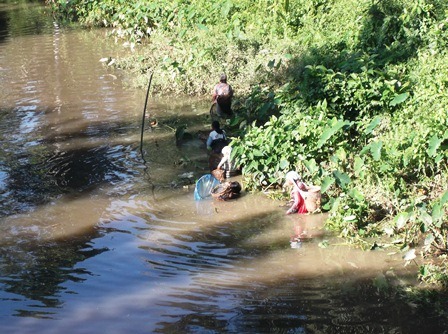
xmin=284 ymin=171 xmax=309 ymax=214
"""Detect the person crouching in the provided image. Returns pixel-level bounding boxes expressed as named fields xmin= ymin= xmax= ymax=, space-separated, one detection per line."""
xmin=283 ymin=171 xmax=309 ymax=214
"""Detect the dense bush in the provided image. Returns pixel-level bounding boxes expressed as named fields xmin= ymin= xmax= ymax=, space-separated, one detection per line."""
xmin=230 ymin=0 xmax=448 ymax=266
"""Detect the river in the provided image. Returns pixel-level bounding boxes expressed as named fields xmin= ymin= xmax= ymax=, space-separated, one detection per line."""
xmin=0 ymin=2 xmax=445 ymax=333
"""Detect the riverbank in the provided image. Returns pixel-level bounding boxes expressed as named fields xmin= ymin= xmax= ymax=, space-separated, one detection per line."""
xmin=47 ymin=0 xmax=448 ymax=304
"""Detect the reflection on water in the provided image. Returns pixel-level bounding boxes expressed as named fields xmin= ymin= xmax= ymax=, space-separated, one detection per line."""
xmin=0 ymin=2 xmax=446 ymax=334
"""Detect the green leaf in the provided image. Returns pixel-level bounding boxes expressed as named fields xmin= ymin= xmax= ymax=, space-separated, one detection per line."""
xmin=441 ymin=191 xmax=448 ymax=205
xmin=322 ymin=197 xmax=335 ymax=211
xmin=420 ymin=265 xmax=429 ymax=277
xmin=247 ymin=160 xmax=259 ymax=171
xmin=284 ymin=0 xmax=290 ymax=12
xmin=432 ymin=203 xmax=443 ymax=227
xmin=365 ymin=116 xmax=382 ymax=135
xmin=317 ymin=119 xmax=348 ymax=148
xmin=435 ymin=154 xmax=443 ymax=164
xmin=320 ymin=176 xmax=335 ymax=193
xmin=395 ymin=212 xmax=409 ymax=230
xmin=333 ymin=170 xmax=351 ymax=188
xmin=354 ymin=157 xmax=364 ymax=176
xmin=253 ymin=149 xmax=264 ymax=157
xmin=360 ymin=144 xmax=371 ymax=156
xmin=303 ymin=159 xmax=318 ymax=174
xmin=427 ymin=135 xmax=443 ymax=157
xmin=317 ymin=129 xmax=334 ymax=148
xmin=279 ymin=159 xmax=289 ymax=170
xmin=197 ymin=23 xmax=208 ymax=31
xmin=419 ymin=211 xmax=432 ymax=225
xmin=389 ymin=92 xmax=409 ymax=106
xmin=370 ymin=141 xmax=382 ymax=161
xmin=349 ymin=188 xmax=365 ymax=202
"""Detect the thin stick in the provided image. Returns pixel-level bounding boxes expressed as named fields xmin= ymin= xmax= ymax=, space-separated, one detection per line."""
xmin=140 ymin=72 xmax=154 ymax=159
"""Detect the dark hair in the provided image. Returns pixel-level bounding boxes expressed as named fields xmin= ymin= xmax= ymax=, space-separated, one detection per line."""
xmin=211 ymin=181 xmax=242 ymax=201
xmin=212 ymin=120 xmax=223 ymax=134
xmin=230 ymin=181 xmax=241 ymax=193
xmin=220 ymin=73 xmax=227 ymax=82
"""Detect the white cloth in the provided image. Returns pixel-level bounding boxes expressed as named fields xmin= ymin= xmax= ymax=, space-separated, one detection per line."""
xmin=217 ymin=146 xmax=232 ymax=170
xmin=206 ymin=130 xmax=226 ymax=149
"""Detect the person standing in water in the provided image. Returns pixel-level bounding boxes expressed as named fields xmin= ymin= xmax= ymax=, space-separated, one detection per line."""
xmin=284 ymin=171 xmax=309 ymax=214
xmin=212 ymin=73 xmax=233 ymax=117
xmin=206 ymin=120 xmax=228 ymax=154
xmin=206 ymin=121 xmax=229 ymax=171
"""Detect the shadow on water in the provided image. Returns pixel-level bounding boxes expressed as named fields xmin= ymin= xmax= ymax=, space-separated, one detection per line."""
xmin=0 ymin=99 xmax=214 ymax=218
xmin=1 ymin=2 xmax=448 ymax=333
xmin=0 ymin=231 xmax=107 ymax=318
xmin=0 ymin=109 xmax=139 ymax=216
xmin=2 ymin=190 xmax=440 ymax=333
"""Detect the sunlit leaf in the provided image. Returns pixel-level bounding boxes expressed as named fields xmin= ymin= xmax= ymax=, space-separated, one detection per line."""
xmin=395 ymin=212 xmax=409 ymax=230
xmin=427 ymin=134 xmax=443 ymax=157
xmin=221 ymin=0 xmax=232 ymax=16
xmin=303 ymin=159 xmax=318 ymax=174
xmin=317 ymin=119 xmax=348 ymax=148
xmin=419 ymin=211 xmax=432 ymax=225
xmin=317 ymin=128 xmax=334 ymax=147
xmin=253 ymin=149 xmax=264 ymax=157
xmin=322 ymin=197 xmax=336 ymax=211
xmin=441 ymin=191 xmax=448 ymax=205
xmin=279 ymin=159 xmax=289 ymax=170
xmin=370 ymin=141 xmax=382 ymax=161
xmin=318 ymin=240 xmax=329 ymax=248
xmin=389 ymin=92 xmax=409 ymax=106
xmin=196 ymin=23 xmax=209 ymax=31
xmin=365 ymin=116 xmax=381 ymax=135
xmin=348 ymin=188 xmax=365 ymax=202
xmin=335 ymin=148 xmax=347 ymax=162
xmin=320 ymin=176 xmax=335 ymax=193
xmin=380 ymin=163 xmax=390 ymax=172
xmin=432 ymin=203 xmax=443 ymax=226
xmin=360 ymin=144 xmax=371 ymax=156
xmin=333 ymin=170 xmax=351 ymax=188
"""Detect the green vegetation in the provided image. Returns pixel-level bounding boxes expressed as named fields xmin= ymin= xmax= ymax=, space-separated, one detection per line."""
xmin=47 ymin=0 xmax=448 ymax=291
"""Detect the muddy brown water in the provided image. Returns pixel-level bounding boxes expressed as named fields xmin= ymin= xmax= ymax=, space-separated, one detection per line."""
xmin=0 ymin=2 xmax=446 ymax=333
